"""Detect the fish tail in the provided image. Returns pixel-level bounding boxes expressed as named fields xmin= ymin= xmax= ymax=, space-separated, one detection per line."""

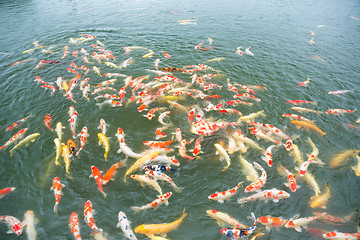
xmin=9 ymin=149 xmax=13 ymax=156
xmin=54 ymin=203 xmax=58 ymax=213
xmin=131 ymin=206 xmax=141 ymax=213
xmin=237 ymin=197 xmax=247 ymax=204
xmin=0 ymin=145 xmax=6 ymax=150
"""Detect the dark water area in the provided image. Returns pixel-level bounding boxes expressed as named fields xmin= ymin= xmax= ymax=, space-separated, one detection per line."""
xmin=0 ymin=0 xmax=360 ymax=239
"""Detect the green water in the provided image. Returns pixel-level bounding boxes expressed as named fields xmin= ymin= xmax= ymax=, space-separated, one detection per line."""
xmin=1 ymin=0 xmax=360 ymax=239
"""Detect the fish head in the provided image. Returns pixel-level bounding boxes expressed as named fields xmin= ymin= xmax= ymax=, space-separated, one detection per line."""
xmin=134 ymin=224 xmax=147 ymax=234
xmin=257 ymin=216 xmax=268 ymax=224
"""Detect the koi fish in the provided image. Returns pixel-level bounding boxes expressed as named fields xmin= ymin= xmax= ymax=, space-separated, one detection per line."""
xmin=206 ymin=210 xmax=246 ymax=229
xmin=0 ymin=187 xmax=15 ymax=199
xmin=257 ymin=215 xmax=286 ymax=230
xmin=5 ymin=114 xmax=32 ymax=131
xmin=0 ymin=215 xmax=23 ymax=235
xmin=98 ymin=133 xmax=110 ymax=161
xmin=43 ymin=114 xmax=52 ymax=130
xmin=67 ymin=139 xmax=76 ymax=157
xmin=191 ymin=138 xmax=203 ymax=156
xmin=93 ymin=66 xmax=101 ymax=76
xmin=55 ymin=122 xmax=65 ymax=142
xmin=102 ymin=161 xmax=123 ymax=184
xmin=145 ymin=170 xmax=181 ymax=192
xmin=123 ymin=150 xmax=161 ymax=181
xmin=296 ymin=157 xmax=324 ymax=176
xmin=234 ymin=93 xmax=260 ymax=102
xmin=326 ymin=108 xmax=356 ymax=115
xmin=131 ymin=192 xmax=173 ymax=212
xmin=134 ymin=209 xmax=187 ymax=238
xmin=84 ymin=200 xmax=102 ymax=232
xmin=69 ymin=111 xmax=78 ymax=139
xmin=0 ymin=128 xmax=28 ymax=150
xmin=94 ymin=79 xmax=117 ymax=88
xmin=278 ymin=165 xmax=299 ymax=192
xmin=245 ymin=162 xmax=267 ymax=192
xmin=323 ymin=231 xmax=360 ymax=240
xmin=214 ymin=143 xmax=231 ymax=171
xmin=220 ymin=212 xmax=257 ymax=239
xmin=298 ymin=77 xmax=310 ymax=86
xmin=61 ymin=145 xmax=71 ymax=176
xmin=97 ymin=119 xmax=108 ymax=135
xmin=328 ymin=89 xmax=355 ymax=95
xmin=117 ymin=211 xmax=138 ymax=240
xmin=115 ymin=128 xmax=143 ymax=158
xmin=284 ymin=215 xmax=319 ymax=232
xmin=291 ymin=120 xmax=326 ymax=136
xmin=197 ymin=46 xmax=215 ymax=52
xmin=69 ymin=212 xmax=82 ymax=240
xmin=303 ymin=172 xmax=321 ymax=196
xmin=249 ymin=128 xmax=281 ymax=144
xmin=50 ymin=177 xmax=65 ymax=213
xmin=237 ymin=110 xmax=265 ymax=123
xmin=314 ymin=211 xmax=354 ymax=224
xmin=239 ymin=155 xmax=259 ymax=182
xmin=195 ymin=42 xmax=204 ymax=49
xmin=22 ymin=210 xmax=38 ymax=240
xmin=131 ymin=174 xmax=163 ymax=195
xmin=90 ymin=166 xmax=106 ymax=197
xmin=286 ymin=100 xmax=317 ymax=105
xmin=236 ymin=46 xmax=243 ymax=56
xmin=282 ymin=113 xmax=314 ymax=123
xmin=146 ymin=155 xmax=180 ymax=167
xmin=143 ymin=165 xmax=176 ymax=172
xmin=245 ymin=46 xmax=254 ymax=56
xmin=352 ymin=155 xmax=360 ymax=176
xmin=291 ymin=106 xmax=323 ymax=114
xmin=261 ymin=145 xmax=277 ymax=167
xmin=9 ymin=133 xmax=40 ymax=156
xmin=76 ymin=127 xmax=88 ymax=156
xmin=143 ymin=50 xmax=154 ymax=58
xmin=208 ymin=181 xmax=243 ymax=203
xmin=237 ymin=188 xmax=290 ymax=203
xmin=329 ymin=149 xmax=360 ymax=168
xmin=309 ymin=183 xmax=330 ymax=209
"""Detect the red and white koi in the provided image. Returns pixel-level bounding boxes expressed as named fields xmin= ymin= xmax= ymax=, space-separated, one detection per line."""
xmin=92 ymin=87 xmax=117 ymax=95
xmin=115 ymin=128 xmax=143 ymax=158
xmin=90 ymin=166 xmax=106 ymax=197
xmin=143 ymin=107 xmax=166 ymax=120
xmin=191 ymin=120 xmax=238 ymax=136
xmin=278 ymin=165 xmax=299 ymax=192
xmin=69 ymin=111 xmax=78 ymax=139
xmin=284 ymin=215 xmax=319 ymax=232
xmin=236 ymin=46 xmax=244 ymax=56
xmin=257 ymin=216 xmax=286 ymax=230
xmin=5 ymin=114 xmax=32 ymax=131
xmin=103 ymin=73 xmax=127 ymax=78
xmin=44 ymin=114 xmax=52 ymax=130
xmin=313 ymin=211 xmax=353 ymax=224
xmin=237 ymin=188 xmax=290 ymax=203
xmin=162 ymin=51 xmax=171 ymax=58
xmin=61 ymin=45 xmax=69 ymax=59
xmin=179 ymin=139 xmax=195 ymax=160
xmin=282 ymin=113 xmax=314 ymax=123
xmin=158 ymin=111 xmax=171 ymax=125
xmin=69 ymin=212 xmax=82 ymax=240
xmin=234 ymin=93 xmax=260 ymax=102
xmin=250 ymin=128 xmax=281 ymax=145
xmin=50 ymin=177 xmax=65 ymax=213
xmin=155 ymin=126 xmax=168 ymax=140
xmin=323 ymin=231 xmax=360 ymax=240
xmin=147 ymin=155 xmax=180 ymax=167
xmin=326 ymin=108 xmax=356 ymax=115
xmin=76 ymin=127 xmax=88 ymax=156
xmin=261 ymin=145 xmax=277 ymax=167
xmin=144 ymin=140 xmax=173 ymax=149
xmin=208 ymin=181 xmax=243 ymax=203
xmin=286 ymin=100 xmax=317 ymax=105
xmin=328 ymin=89 xmax=355 ymax=95
xmin=191 ymin=138 xmax=203 ymax=156
xmin=131 ymin=192 xmax=173 ymax=213
xmin=154 ymin=58 xmax=160 ymax=70
xmin=1 ymin=128 xmax=27 ymax=150
xmin=234 ymin=83 xmax=256 ymax=94
xmin=298 ymin=77 xmax=311 ymax=86
xmin=195 ymin=42 xmax=204 ymax=49
xmin=40 ymin=84 xmax=56 ymax=95
xmin=97 ymin=119 xmax=108 ymax=135
xmin=103 ymin=162 xmax=123 ymax=184
xmin=34 ymin=76 xmax=52 ymax=85
xmin=94 ymin=79 xmax=117 ymax=88
xmin=0 ymin=187 xmax=15 ymax=199
xmin=94 ymin=93 xmax=120 ymax=101
xmin=146 ymin=170 xmax=181 ymax=192
xmin=226 ymin=100 xmax=253 ymax=106
xmin=96 ymin=99 xmax=121 ymax=108
xmin=297 ymin=157 xmax=324 ymax=176
xmin=245 ymin=162 xmax=267 ymax=192
xmin=82 ymin=84 xmax=90 ymax=100
xmin=0 ymin=215 xmax=23 ymax=235
xmin=227 ymin=79 xmax=238 ymax=93
xmin=84 ymin=200 xmax=102 ymax=232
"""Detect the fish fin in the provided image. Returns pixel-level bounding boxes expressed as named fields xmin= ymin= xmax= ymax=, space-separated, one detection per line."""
xmin=272 ymin=199 xmax=279 ymax=203
xmin=294 ymin=227 xmax=302 ymax=232
xmin=21 ymin=220 xmax=27 ymax=227
xmin=131 ymin=206 xmax=141 ymax=213
xmin=284 ymin=182 xmax=290 ymax=188
xmin=50 ymin=186 xmax=53 ymax=191
xmin=7 ymin=230 xmax=14 ymax=234
xmin=218 ymin=199 xmax=224 ymax=203
xmin=216 ymin=219 xmax=227 ymax=227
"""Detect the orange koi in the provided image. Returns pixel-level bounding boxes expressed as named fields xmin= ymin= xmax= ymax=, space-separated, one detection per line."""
xmin=69 ymin=212 xmax=82 ymax=240
xmin=50 ymin=177 xmax=65 ymax=213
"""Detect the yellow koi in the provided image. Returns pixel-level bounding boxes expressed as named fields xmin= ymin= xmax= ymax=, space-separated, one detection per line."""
xmin=214 ymin=143 xmax=231 ymax=171
xmin=143 ymin=50 xmax=154 ymax=58
xmin=135 ymin=209 xmax=187 ymax=238
xmin=61 ymin=145 xmax=71 ymax=176
xmin=123 ymin=150 xmax=160 ymax=182
xmin=303 ymin=172 xmax=321 ymax=196
xmin=9 ymin=133 xmax=40 ymax=156
xmin=238 ymin=154 xmax=259 ymax=182
xmin=290 ymin=144 xmax=304 ymax=165
xmin=55 ymin=122 xmax=65 ymax=142
xmin=309 ymin=183 xmax=330 ymax=208
xmin=98 ymin=133 xmax=110 ymax=161
xmin=93 ymin=66 xmax=101 ymax=76
xmin=291 ymin=120 xmax=326 ymax=136
xmin=62 ymin=81 xmax=69 ymax=91
xmin=237 ymin=110 xmax=265 ymax=123
xmin=329 ymin=149 xmax=360 ymax=168
xmin=54 ymin=138 xmax=63 ymax=166
xmin=352 ymin=155 xmax=360 ymax=176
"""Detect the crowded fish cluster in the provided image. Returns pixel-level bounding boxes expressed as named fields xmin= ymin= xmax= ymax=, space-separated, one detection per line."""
xmin=1 ymin=29 xmax=360 ymax=240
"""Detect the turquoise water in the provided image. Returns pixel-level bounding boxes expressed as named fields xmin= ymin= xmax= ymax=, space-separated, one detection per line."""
xmin=1 ymin=0 xmax=360 ymax=239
